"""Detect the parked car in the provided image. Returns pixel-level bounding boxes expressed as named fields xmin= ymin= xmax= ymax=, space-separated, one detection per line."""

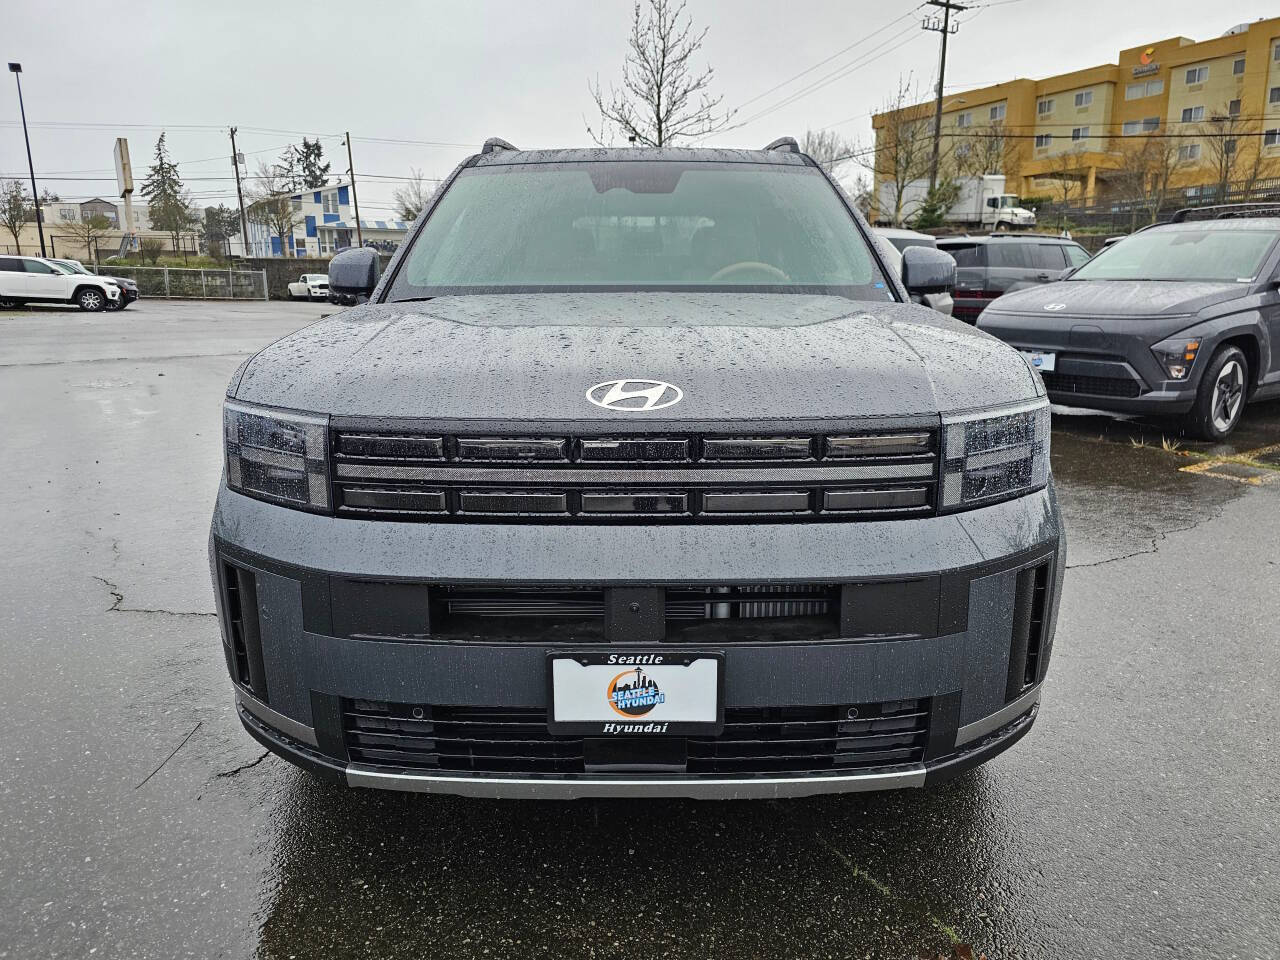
xmin=978 ymin=204 xmax=1280 ymax=439
xmin=287 ymin=274 xmax=329 ymax=301
xmin=937 ymin=234 xmax=1092 ymax=323
xmin=47 ymin=258 xmax=139 ymax=310
xmin=211 ymin=137 xmax=1063 ymax=799
xmin=0 ymin=255 xmax=121 ymax=311
xmin=873 ymin=227 xmax=954 ymax=316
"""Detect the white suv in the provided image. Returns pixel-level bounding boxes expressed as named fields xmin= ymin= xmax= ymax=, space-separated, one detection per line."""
xmin=0 ymin=255 xmax=121 ymax=311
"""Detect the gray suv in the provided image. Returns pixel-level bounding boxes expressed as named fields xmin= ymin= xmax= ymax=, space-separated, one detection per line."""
xmin=210 ymin=139 xmax=1064 ymax=799
xmin=978 ymin=206 xmax=1280 ymax=438
xmin=938 ymin=234 xmax=1092 ymax=323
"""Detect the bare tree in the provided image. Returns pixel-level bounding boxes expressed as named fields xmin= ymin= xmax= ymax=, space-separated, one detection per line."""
xmin=57 ymin=213 xmax=114 ymax=263
xmin=1 ymin=178 xmax=31 ymax=253
xmin=392 ymin=167 xmax=436 ymax=221
xmin=247 ymin=163 xmax=305 ymax=258
xmin=587 ymin=0 xmax=734 ymax=147
xmin=1143 ymin=138 xmax=1189 ymax=222
xmin=863 ymin=76 xmax=935 ymax=226
xmin=1199 ymin=107 xmax=1252 ymax=201
xmin=953 ymin=122 xmax=1014 ymax=178
xmin=801 ymin=129 xmax=858 ymax=178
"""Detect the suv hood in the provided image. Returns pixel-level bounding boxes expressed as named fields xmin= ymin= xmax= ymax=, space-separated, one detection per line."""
xmin=234 ymin=293 xmax=1039 ymax=420
xmin=982 ymin=278 xmax=1246 ymax=319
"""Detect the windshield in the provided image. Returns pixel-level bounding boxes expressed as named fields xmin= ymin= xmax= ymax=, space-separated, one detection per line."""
xmin=386 ymin=161 xmax=890 ymax=300
xmin=1071 ymin=228 xmax=1278 ymax=283
xmin=50 ymin=261 xmax=90 ymax=275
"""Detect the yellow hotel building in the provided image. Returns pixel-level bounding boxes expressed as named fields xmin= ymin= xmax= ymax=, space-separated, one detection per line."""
xmin=872 ymin=16 xmax=1280 ymax=213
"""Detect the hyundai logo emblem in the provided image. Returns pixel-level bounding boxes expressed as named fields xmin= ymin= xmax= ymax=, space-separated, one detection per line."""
xmin=1043 ymin=303 xmax=1067 ymax=311
xmin=586 ymin=379 xmax=684 ymax=411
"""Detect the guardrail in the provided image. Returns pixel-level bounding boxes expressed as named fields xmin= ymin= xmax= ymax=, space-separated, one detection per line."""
xmin=91 ymin=265 xmax=269 ymax=301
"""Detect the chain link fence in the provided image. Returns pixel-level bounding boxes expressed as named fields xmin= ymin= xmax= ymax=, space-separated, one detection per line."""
xmin=92 ymin=265 xmax=269 ymax=301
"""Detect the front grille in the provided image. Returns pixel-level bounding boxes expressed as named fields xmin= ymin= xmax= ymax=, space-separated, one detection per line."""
xmin=342 ymin=698 xmax=929 ymax=776
xmin=330 ymin=427 xmax=938 ymax=523
xmin=1040 ymin=372 xmax=1142 ymax=399
xmin=429 ymin=583 xmax=841 ymax=643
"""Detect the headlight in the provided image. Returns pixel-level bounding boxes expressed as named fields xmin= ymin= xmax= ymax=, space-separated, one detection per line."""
xmin=223 ymin=401 xmax=330 ymax=510
xmin=940 ymin=399 xmax=1050 ymax=510
xmin=1151 ymin=337 xmax=1200 ymax=380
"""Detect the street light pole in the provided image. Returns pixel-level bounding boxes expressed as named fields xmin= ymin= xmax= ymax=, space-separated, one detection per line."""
xmin=8 ymin=62 xmax=47 ymax=257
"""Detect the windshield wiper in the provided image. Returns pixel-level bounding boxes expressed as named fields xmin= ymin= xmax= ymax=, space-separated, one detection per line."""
xmin=389 ymin=296 xmax=437 ymax=303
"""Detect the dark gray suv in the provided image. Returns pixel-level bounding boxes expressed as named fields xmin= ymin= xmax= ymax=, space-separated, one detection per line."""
xmin=938 ymin=234 xmax=1092 ymax=323
xmin=210 ymin=139 xmax=1064 ymax=798
xmin=978 ymin=206 xmax=1280 ymax=438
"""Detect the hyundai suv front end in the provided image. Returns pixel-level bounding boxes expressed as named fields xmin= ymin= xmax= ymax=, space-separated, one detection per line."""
xmin=209 ymin=140 xmax=1065 ymax=799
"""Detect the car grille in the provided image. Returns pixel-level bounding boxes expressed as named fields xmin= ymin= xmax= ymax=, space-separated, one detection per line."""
xmin=1040 ymin=372 xmax=1142 ymax=399
xmin=329 ymin=427 xmax=938 ymax=522
xmin=342 ymin=698 xmax=930 ymax=776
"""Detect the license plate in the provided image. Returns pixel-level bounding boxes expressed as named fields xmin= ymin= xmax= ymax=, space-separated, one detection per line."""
xmin=1021 ymin=350 xmax=1056 ymax=372
xmin=547 ymin=651 xmax=723 ymax=735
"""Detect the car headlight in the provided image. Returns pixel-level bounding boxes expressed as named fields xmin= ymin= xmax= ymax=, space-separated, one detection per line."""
xmin=940 ymin=399 xmax=1050 ymax=511
xmin=1151 ymin=336 xmax=1200 ymax=380
xmin=223 ymin=401 xmax=330 ymax=511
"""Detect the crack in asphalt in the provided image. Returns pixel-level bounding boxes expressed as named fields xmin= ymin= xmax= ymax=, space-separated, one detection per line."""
xmin=1065 ymin=510 xmax=1219 ymax=570
xmin=135 ymin=721 xmax=203 ymax=789
xmin=92 ymin=575 xmax=216 ymax=618
xmin=215 ymin=751 xmax=271 ymax=779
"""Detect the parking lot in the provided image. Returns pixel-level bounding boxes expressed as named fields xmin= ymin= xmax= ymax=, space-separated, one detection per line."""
xmin=2 ymin=300 xmax=1277 ymax=960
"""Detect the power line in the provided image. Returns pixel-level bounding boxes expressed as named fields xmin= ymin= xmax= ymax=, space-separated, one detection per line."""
xmin=731 ymin=5 xmax=926 ymax=114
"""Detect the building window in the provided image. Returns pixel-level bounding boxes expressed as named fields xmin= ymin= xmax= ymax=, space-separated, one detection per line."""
xmin=955 ymin=111 xmax=972 ymax=128
xmin=1228 ymin=99 xmax=1241 ymax=117
xmin=956 ymin=142 xmax=971 ymax=157
xmin=1232 ymin=58 xmax=1245 ymax=76
xmin=1271 ymin=87 xmax=1280 ymax=104
xmin=1181 ymin=106 xmax=1204 ymax=123
xmin=1071 ymin=126 xmax=1090 ymax=141
xmin=1122 ymin=120 xmax=1139 ymax=136
xmin=322 ymin=192 xmax=338 ymax=214
xmin=989 ymin=103 xmax=1005 ymax=121
xmin=58 ymin=208 xmax=78 ymax=221
xmin=1184 ymin=66 xmax=1208 ymax=85
xmin=291 ymin=198 xmax=302 ymax=212
xmin=1074 ymin=90 xmax=1092 ymax=107
xmin=1265 ymin=129 xmax=1280 ymax=147
xmin=1274 ymin=43 xmax=1280 ymax=61
xmin=1143 ymin=117 xmax=1160 ymax=132
xmin=1037 ymin=98 xmax=1054 ymax=115
xmin=1034 ymin=133 xmax=1053 ymax=148
xmin=1178 ymin=143 xmax=1201 ymax=161
xmin=1224 ymin=139 xmax=1237 ymax=155
xmin=1126 ymin=79 xmax=1163 ymax=100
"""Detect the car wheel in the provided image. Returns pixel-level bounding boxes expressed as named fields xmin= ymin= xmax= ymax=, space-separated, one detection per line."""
xmin=1186 ymin=345 xmax=1248 ymax=440
xmin=77 ymin=288 xmax=105 ymax=311
xmin=994 ymin=220 xmax=1010 ymax=232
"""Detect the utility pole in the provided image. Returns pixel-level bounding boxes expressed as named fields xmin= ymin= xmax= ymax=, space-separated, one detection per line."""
xmin=229 ymin=127 xmax=250 ymax=259
xmin=8 ymin=63 xmax=47 ymax=256
xmin=922 ymin=0 xmax=967 ymax=191
xmin=344 ymin=132 xmax=363 ymax=247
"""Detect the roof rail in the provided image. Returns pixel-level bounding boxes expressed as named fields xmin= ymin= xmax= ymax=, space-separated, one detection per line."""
xmin=481 ymin=137 xmax=519 ymax=155
xmin=1171 ymin=202 xmax=1280 ymax=222
xmin=762 ymin=137 xmax=800 ymax=153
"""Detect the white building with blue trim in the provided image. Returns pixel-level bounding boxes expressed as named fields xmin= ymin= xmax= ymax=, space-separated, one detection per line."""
xmin=242 ymin=181 xmax=411 ymax=258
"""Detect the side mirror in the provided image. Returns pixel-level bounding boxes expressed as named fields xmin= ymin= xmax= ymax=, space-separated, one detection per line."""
xmin=328 ymin=247 xmax=381 ymax=302
xmin=901 ymin=246 xmax=956 ymax=296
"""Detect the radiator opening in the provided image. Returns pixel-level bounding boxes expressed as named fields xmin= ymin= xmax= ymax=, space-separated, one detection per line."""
xmin=1006 ymin=561 xmax=1050 ymax=701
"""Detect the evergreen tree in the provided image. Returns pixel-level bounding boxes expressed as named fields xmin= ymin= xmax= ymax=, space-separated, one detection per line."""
xmin=140 ymin=133 xmax=197 ymax=252
xmin=277 ymin=138 xmax=330 ymax=191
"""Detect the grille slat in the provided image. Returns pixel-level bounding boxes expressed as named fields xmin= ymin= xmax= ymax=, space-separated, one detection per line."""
xmin=1041 ymin=372 xmax=1143 ymax=398
xmin=332 ymin=427 xmax=938 ymax=522
xmin=343 ymin=699 xmax=929 ymax=776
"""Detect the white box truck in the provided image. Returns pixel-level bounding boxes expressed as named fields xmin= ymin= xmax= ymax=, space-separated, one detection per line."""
xmin=876 ymin=175 xmax=1036 ymax=230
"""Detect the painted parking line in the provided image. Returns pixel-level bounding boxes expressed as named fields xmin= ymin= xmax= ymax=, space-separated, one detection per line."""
xmin=1178 ymin=443 xmax=1280 ymax=485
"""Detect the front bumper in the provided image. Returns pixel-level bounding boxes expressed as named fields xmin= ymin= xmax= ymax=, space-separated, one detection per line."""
xmin=977 ymin=318 xmax=1199 ymax=414
xmin=210 ymin=484 xmax=1064 ymax=798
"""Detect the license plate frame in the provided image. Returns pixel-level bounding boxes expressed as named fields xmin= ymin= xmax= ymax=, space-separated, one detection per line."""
xmin=546 ymin=650 xmax=724 ymax=736
xmin=1021 ymin=349 xmax=1056 ymax=373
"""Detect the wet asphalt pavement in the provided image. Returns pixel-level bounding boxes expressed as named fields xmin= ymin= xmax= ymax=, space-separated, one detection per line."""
xmin=1 ymin=301 xmax=1277 ymax=960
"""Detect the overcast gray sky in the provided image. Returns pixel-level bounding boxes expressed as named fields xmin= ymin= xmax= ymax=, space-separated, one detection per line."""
xmin=3 ymin=0 xmax=1274 ymax=215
